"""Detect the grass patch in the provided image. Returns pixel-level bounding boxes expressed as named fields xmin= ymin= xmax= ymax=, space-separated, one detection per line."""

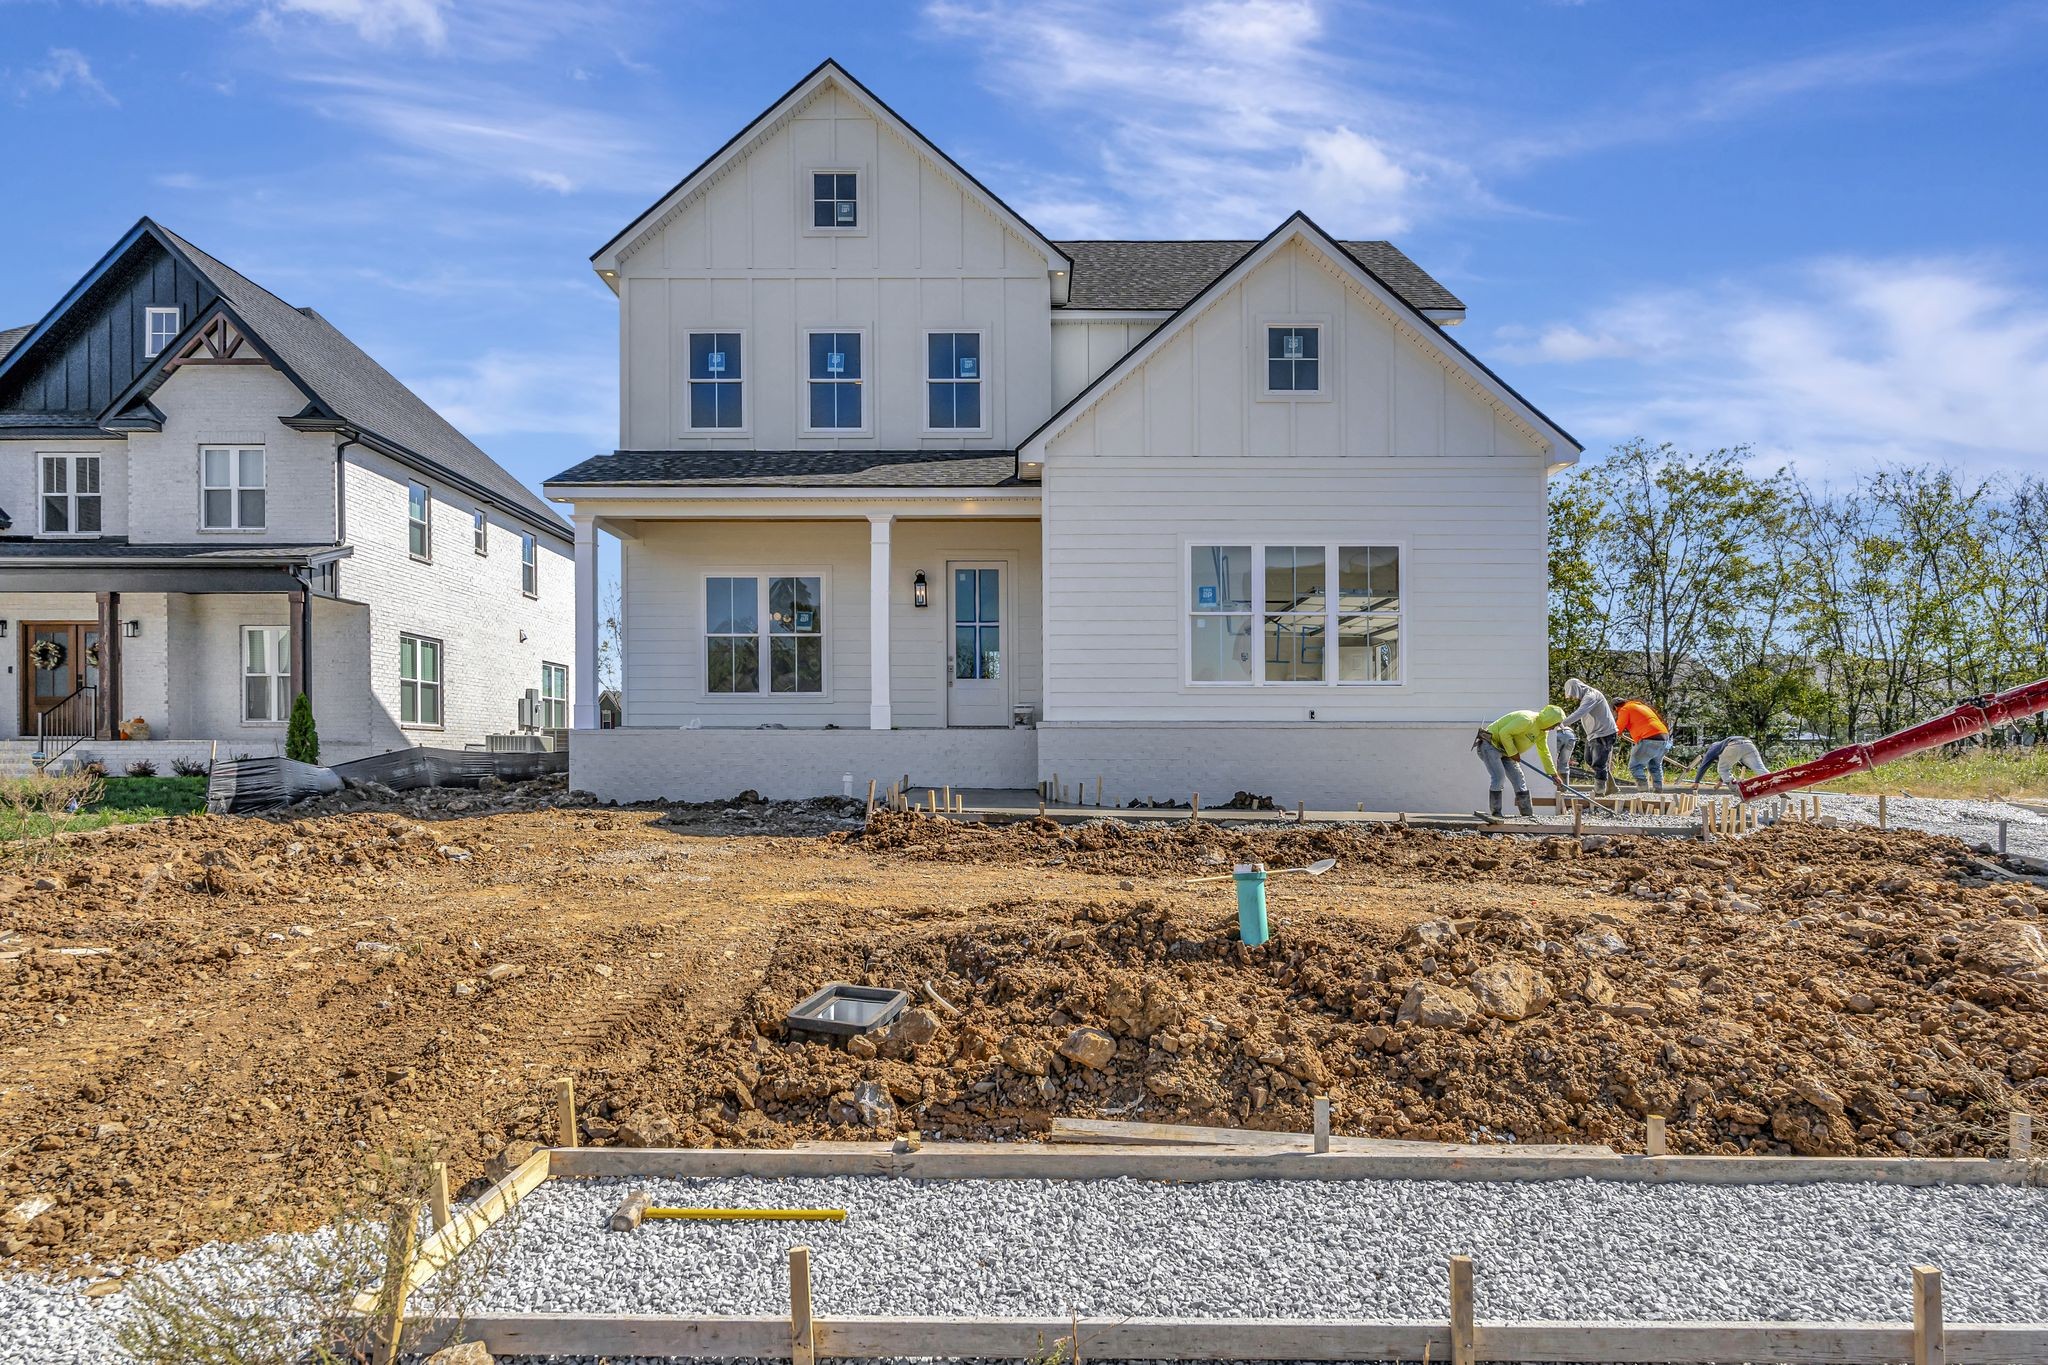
xmin=1810 ymin=748 xmax=2048 ymax=800
xmin=94 ymin=775 xmax=208 ymax=815
xmin=0 ymin=773 xmax=206 ymax=842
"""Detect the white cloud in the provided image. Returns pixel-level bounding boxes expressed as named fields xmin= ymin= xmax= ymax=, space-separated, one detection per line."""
xmin=138 ymin=0 xmax=450 ymax=48
xmin=925 ymin=0 xmax=1492 ymax=237
xmin=1502 ymin=257 xmax=2048 ymax=479
xmin=11 ymin=48 xmax=118 ymax=105
xmin=413 ymin=349 xmax=616 ymax=442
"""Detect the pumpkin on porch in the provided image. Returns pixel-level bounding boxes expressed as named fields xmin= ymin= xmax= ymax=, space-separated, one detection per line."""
xmin=118 ymin=717 xmax=150 ymax=740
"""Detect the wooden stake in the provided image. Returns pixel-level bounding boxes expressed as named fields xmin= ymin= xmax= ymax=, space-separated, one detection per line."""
xmin=1572 ymin=803 xmax=1583 ymax=838
xmin=375 ymin=1199 xmax=419 ymax=1365
xmin=1912 ymin=1264 xmax=1944 ymax=1365
xmin=790 ymin=1245 xmax=816 ymax=1365
xmin=864 ymin=779 xmax=876 ymax=821
xmin=1646 ymin=1115 xmax=1668 ymax=1157
xmin=428 ymin=1161 xmax=451 ymax=1232
xmin=2013 ymin=1111 xmax=2034 ymax=1161
xmin=556 ymin=1077 xmax=578 ymax=1149
xmin=1313 ymin=1096 xmax=1331 ymax=1154
xmin=1879 ymin=793 xmax=1888 ymax=830
xmin=1051 ymin=773 xmax=1060 ymax=805
xmin=1191 ymin=792 xmax=1201 ymax=820
xmin=1096 ymin=775 xmax=1103 ymax=807
xmin=1398 ymin=811 xmax=1407 ymax=828
xmin=1296 ymin=800 xmax=1305 ymax=824
xmin=1038 ymin=795 xmax=1047 ymax=817
xmin=1448 ymin=1255 xmax=1475 ymax=1365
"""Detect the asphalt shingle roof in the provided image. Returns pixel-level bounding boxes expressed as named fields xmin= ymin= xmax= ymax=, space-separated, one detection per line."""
xmin=151 ymin=227 xmax=571 ymax=542
xmin=0 ymin=539 xmax=336 ymax=561
xmin=546 ymin=450 xmax=1025 ymax=489
xmin=1054 ymin=239 xmax=1464 ymax=313
xmin=0 ymin=326 xmax=28 ymax=364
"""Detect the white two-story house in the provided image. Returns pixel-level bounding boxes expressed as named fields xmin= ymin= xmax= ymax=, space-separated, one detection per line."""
xmin=549 ymin=61 xmax=1579 ymax=812
xmin=0 ymin=219 xmax=575 ymax=770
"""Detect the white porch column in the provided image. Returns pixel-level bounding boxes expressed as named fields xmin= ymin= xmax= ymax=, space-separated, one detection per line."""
xmin=572 ymin=513 xmax=599 ymax=729
xmin=868 ymin=513 xmax=893 ymax=731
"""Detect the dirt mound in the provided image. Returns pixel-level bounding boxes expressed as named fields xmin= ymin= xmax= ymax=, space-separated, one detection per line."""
xmin=1 ymin=804 xmax=2043 ymax=1275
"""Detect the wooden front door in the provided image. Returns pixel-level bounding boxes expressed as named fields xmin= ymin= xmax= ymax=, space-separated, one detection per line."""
xmin=19 ymin=622 xmax=98 ymax=737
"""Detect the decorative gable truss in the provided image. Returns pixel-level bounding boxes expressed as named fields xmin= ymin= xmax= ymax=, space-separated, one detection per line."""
xmin=164 ymin=313 xmax=267 ymax=370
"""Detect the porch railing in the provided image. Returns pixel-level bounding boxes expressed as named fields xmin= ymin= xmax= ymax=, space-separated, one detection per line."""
xmin=33 ymin=684 xmax=100 ymax=769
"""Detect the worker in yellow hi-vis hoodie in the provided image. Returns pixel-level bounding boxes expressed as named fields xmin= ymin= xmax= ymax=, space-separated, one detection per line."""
xmin=1474 ymin=704 xmax=1565 ymax=821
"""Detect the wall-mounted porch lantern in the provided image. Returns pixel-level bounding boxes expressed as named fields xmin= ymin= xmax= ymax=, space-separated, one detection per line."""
xmin=123 ymin=619 xmax=141 ymax=638
xmin=0 ymin=620 xmax=8 ymax=638
xmin=912 ymin=570 xmax=929 ymax=609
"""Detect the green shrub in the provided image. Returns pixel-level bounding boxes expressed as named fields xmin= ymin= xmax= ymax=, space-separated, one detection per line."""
xmin=126 ymin=759 xmax=158 ymax=777
xmin=286 ymin=692 xmax=320 ymax=764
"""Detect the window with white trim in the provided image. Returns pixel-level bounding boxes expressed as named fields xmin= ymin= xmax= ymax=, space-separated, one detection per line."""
xmin=39 ymin=454 xmax=102 ymax=535
xmin=407 ymin=481 xmax=431 ymax=560
xmin=145 ymin=306 xmax=180 ymax=358
xmin=473 ymin=508 xmax=489 ymax=555
xmin=1265 ymin=325 xmax=1321 ymax=393
xmin=805 ymin=331 xmax=864 ymax=431
xmin=704 ymin=574 xmax=824 ymax=695
xmin=540 ymin=661 xmax=568 ymax=729
xmin=520 ymin=532 xmax=537 ymax=596
xmin=201 ymin=446 xmax=265 ymax=529
xmin=687 ymin=332 xmax=744 ymax=429
xmin=811 ymin=171 xmax=858 ymax=229
xmin=399 ymin=633 xmax=442 ymax=726
xmin=1189 ymin=543 xmax=1402 ymax=685
xmin=241 ymin=625 xmax=291 ymax=723
xmin=925 ymin=331 xmax=983 ymax=430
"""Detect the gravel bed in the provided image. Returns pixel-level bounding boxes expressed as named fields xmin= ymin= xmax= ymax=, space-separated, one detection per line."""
xmin=458 ymin=1175 xmax=2048 ymax=1325
xmin=1820 ymin=793 xmax=2048 ymax=858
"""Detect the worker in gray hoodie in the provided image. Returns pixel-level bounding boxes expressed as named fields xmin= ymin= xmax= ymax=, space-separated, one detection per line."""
xmin=1560 ymin=677 xmax=1619 ymax=796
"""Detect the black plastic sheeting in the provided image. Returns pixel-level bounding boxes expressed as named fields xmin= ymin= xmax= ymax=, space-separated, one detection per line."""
xmin=205 ymin=746 xmax=567 ymax=813
xmin=204 ymin=757 xmax=343 ymax=814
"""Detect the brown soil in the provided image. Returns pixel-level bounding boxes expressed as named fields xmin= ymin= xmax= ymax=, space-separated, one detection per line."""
xmin=2 ymin=799 xmax=2044 ymax=1274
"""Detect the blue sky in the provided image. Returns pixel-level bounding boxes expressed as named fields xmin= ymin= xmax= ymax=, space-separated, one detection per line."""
xmin=4 ymin=0 xmax=2047 ymax=501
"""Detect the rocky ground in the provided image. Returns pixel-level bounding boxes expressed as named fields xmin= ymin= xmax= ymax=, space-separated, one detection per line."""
xmin=1 ymin=787 xmax=2044 ymax=1280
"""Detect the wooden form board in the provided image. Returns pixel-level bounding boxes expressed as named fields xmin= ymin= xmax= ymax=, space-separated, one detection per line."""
xmin=1046 ymin=1116 xmax=1615 ymax=1157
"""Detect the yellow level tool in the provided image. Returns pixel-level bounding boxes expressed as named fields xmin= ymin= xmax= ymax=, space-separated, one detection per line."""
xmin=643 ymin=1208 xmax=846 ymax=1222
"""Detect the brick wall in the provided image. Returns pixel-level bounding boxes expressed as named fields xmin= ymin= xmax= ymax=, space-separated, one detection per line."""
xmin=571 ymin=726 xmax=1038 ymax=803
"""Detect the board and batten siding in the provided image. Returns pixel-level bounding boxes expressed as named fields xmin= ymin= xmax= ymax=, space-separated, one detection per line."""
xmin=618 ymin=85 xmax=1054 ymax=451
xmin=620 ymin=515 xmax=1041 ymax=731
xmin=1041 ymin=239 xmax=1552 ymax=726
xmin=1051 ymin=319 xmax=1159 ymax=411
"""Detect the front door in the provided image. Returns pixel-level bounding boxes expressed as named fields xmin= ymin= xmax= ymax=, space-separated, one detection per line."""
xmin=947 ymin=562 xmax=1008 ymax=727
xmin=19 ymin=622 xmax=99 ymax=737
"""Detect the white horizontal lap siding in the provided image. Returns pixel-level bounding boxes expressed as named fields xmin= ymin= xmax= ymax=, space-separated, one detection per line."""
xmin=123 ymin=365 xmax=336 ymax=543
xmin=621 ymin=518 xmax=870 ymax=728
xmin=887 ymin=518 xmax=1042 ymax=729
xmin=619 ymin=85 xmax=1053 ymax=451
xmin=340 ymin=450 xmax=574 ymax=750
xmin=1041 ymin=241 xmax=1552 ymax=727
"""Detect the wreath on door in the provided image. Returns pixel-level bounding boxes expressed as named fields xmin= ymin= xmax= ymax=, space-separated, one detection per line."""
xmin=84 ymin=643 xmax=103 ymax=670
xmin=28 ymin=639 xmax=67 ymax=671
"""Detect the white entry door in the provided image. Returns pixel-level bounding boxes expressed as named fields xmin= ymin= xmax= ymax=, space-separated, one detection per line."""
xmin=947 ymin=561 xmax=1008 ymax=727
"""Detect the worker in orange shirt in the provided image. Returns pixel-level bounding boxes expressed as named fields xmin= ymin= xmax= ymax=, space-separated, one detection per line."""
xmin=1615 ymin=699 xmax=1672 ymax=792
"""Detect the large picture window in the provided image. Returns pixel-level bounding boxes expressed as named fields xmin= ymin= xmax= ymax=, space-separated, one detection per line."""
xmin=804 ymin=331 xmax=864 ymax=432
xmin=241 ymin=625 xmax=291 ymax=723
xmin=705 ymin=574 xmax=824 ymax=695
xmin=1189 ymin=542 xmax=1402 ymax=685
xmin=201 ymin=447 xmax=266 ymax=530
xmin=687 ymin=331 xmax=744 ymax=430
xmin=399 ymin=633 xmax=443 ymax=726
xmin=39 ymin=454 xmax=102 ymax=535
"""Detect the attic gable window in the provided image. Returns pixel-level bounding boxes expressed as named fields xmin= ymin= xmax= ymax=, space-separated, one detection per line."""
xmin=812 ymin=172 xmax=858 ymax=229
xmin=1265 ymin=325 xmax=1321 ymax=393
xmin=145 ymin=306 xmax=180 ymax=358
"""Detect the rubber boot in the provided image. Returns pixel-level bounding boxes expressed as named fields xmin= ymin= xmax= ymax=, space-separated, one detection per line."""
xmin=1516 ymin=791 xmax=1534 ymax=819
xmin=1599 ymin=775 xmax=1617 ymax=798
xmin=1488 ymin=790 xmax=1503 ymax=820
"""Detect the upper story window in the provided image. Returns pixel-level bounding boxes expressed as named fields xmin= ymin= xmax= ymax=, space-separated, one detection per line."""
xmin=1264 ymin=325 xmax=1321 ymax=394
xmin=812 ymin=172 xmax=858 ymax=229
xmin=408 ymin=481 xmax=431 ymax=561
xmin=473 ymin=508 xmax=489 ymax=555
xmin=201 ymin=446 xmax=265 ymax=530
xmin=1188 ymin=541 xmax=1402 ymax=685
xmin=145 ymin=307 xmax=180 ymax=358
xmin=40 ymin=454 xmax=102 ymax=536
xmin=521 ymin=532 xmax=538 ymax=597
xmin=687 ymin=332 xmax=744 ymax=430
xmin=805 ymin=331 xmax=865 ymax=432
xmin=925 ymin=332 xmax=984 ymax=431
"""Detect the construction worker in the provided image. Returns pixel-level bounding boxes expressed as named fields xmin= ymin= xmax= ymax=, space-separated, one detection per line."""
xmin=1691 ymin=735 xmax=1769 ymax=788
xmin=1615 ymin=698 xmax=1672 ymax=792
xmin=1474 ymin=704 xmax=1566 ymax=820
xmin=1559 ymin=677 xmax=1620 ymax=796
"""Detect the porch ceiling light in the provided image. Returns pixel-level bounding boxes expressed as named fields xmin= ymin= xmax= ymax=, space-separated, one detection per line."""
xmin=912 ymin=570 xmax=929 ymax=609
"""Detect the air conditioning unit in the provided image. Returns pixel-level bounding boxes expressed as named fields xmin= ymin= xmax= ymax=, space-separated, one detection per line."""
xmin=486 ymin=732 xmax=550 ymax=753
xmin=516 ymin=688 xmax=541 ymax=731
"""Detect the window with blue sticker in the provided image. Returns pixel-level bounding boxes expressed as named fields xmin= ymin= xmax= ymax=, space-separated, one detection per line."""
xmin=1266 ymin=326 xmax=1320 ymax=393
xmin=687 ymin=332 xmax=744 ymax=429
xmin=926 ymin=332 xmax=983 ymax=430
xmin=807 ymin=331 xmax=863 ymax=430
xmin=813 ymin=172 xmax=858 ymax=229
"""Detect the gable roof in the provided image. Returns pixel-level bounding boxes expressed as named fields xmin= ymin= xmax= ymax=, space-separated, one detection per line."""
xmin=0 ymin=219 xmax=569 ymax=543
xmin=1019 ymin=212 xmax=1579 ymax=466
xmin=590 ymin=59 xmax=1070 ymax=281
xmin=1055 ymin=240 xmax=1463 ymax=315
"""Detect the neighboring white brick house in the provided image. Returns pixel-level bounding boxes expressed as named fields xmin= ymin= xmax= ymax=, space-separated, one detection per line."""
xmin=0 ymin=219 xmax=574 ymax=769
xmin=550 ymin=61 xmax=1579 ymax=811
